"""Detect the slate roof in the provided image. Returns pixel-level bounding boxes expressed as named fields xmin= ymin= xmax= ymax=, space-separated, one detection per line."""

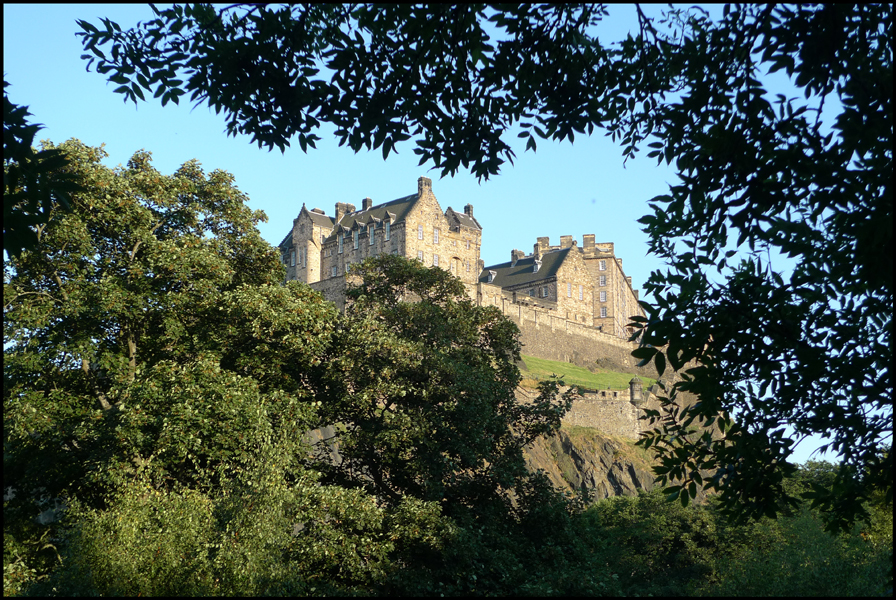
xmin=479 ymin=247 xmax=573 ymax=287
xmin=445 ymin=207 xmax=482 ymax=231
xmin=323 ymin=194 xmax=419 ymax=242
xmin=278 ymin=206 xmax=338 ymax=249
xmin=307 ymin=209 xmax=335 ymax=229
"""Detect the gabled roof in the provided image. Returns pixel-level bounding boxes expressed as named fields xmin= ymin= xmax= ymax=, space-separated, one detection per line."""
xmin=479 ymin=247 xmax=573 ymax=287
xmin=324 ymin=194 xmax=418 ymax=242
xmin=306 ymin=209 xmax=335 ymax=229
xmin=445 ymin=207 xmax=482 ymax=231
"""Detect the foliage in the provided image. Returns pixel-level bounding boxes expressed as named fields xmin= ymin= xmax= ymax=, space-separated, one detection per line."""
xmin=628 ymin=4 xmax=892 ymax=531
xmin=520 ymin=353 xmax=657 ymax=390
xmin=582 ymin=466 xmax=893 ymax=597
xmin=4 ymin=139 xmax=343 ymax=594
xmin=3 ymin=80 xmax=83 ymax=259
xmin=75 ymin=4 xmax=620 ymax=180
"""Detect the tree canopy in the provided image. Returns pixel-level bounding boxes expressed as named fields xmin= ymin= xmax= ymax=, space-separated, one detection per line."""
xmin=77 ymin=3 xmax=892 ymax=529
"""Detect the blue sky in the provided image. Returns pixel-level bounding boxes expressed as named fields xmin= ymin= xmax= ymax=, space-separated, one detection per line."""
xmin=4 ymin=4 xmax=837 ymax=464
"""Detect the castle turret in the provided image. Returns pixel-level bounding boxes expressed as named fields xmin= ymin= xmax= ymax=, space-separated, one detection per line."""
xmin=629 ymin=376 xmax=644 ymax=406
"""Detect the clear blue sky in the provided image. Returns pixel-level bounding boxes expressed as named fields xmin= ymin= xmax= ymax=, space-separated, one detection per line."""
xmin=4 ymin=4 xmax=835 ymax=464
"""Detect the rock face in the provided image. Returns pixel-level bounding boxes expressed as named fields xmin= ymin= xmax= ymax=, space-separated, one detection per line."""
xmin=523 ymin=427 xmax=657 ymax=499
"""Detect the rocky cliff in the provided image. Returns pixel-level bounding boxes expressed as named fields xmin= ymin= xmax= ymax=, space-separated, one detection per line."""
xmin=523 ymin=426 xmax=658 ymax=499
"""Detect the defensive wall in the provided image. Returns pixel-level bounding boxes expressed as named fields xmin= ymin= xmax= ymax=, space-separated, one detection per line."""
xmin=516 ymin=380 xmax=661 ymax=441
xmin=478 ymin=282 xmax=661 ymax=380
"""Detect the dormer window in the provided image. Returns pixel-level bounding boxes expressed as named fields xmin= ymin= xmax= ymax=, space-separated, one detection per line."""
xmin=487 ymin=270 xmax=497 ymax=283
xmin=533 ymin=259 xmax=542 ymax=273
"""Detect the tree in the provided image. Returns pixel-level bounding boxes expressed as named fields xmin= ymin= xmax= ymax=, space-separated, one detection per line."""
xmin=4 ymin=139 xmax=592 ymax=594
xmin=75 ymin=3 xmax=892 ymax=529
xmin=3 ymin=80 xmax=83 ymax=259
xmin=317 ymin=255 xmax=575 ymax=516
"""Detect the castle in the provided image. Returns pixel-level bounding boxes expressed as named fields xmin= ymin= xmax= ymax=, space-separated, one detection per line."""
xmin=279 ymin=176 xmax=646 ymax=340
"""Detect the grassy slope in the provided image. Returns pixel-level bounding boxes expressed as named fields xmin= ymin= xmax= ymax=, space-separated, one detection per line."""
xmin=519 ymin=354 xmax=656 ymax=391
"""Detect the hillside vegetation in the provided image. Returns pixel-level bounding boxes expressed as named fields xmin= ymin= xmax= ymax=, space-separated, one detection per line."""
xmin=520 ymin=354 xmax=657 ymax=391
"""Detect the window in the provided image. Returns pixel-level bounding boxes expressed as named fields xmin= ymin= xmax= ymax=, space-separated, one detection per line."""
xmin=433 ymin=254 xmax=439 ymax=267
xmin=385 ymin=221 xmax=390 ymax=240
xmin=338 ymin=233 xmax=343 ymax=254
xmin=418 ymin=250 xmax=424 ymax=261
xmin=579 ymin=285 xmax=583 ymax=300
xmin=353 ymin=230 xmax=359 ymax=249
xmin=600 ymin=291 xmax=607 ymax=302
xmin=599 ymin=260 xmax=606 ymax=271
xmin=528 ymin=288 xmax=535 ymax=297
xmin=542 ymin=286 xmax=548 ymax=298
xmin=345 ymin=263 xmax=350 ymax=273
xmin=567 ymin=282 xmax=571 ymax=297
xmin=466 ymin=259 xmax=470 ymax=272
xmin=599 ymin=275 xmax=606 ymax=286
xmin=450 ymin=261 xmax=455 ymax=272
xmin=302 ymin=248 xmax=307 ymax=267
xmin=600 ymin=306 xmax=608 ymax=318
xmin=331 ymin=266 xmax=337 ymax=277
xmin=466 ymin=240 xmax=470 ymax=249
xmin=418 ymin=224 xmax=423 ymax=239
xmin=487 ymin=270 xmax=496 ymax=283
xmin=369 ymin=224 xmax=374 ymax=245
xmin=290 ymin=250 xmax=296 ymax=267
xmin=433 ymin=228 xmax=440 ymax=244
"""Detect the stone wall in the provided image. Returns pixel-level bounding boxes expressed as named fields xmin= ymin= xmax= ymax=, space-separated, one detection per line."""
xmin=479 ymin=290 xmax=661 ymax=379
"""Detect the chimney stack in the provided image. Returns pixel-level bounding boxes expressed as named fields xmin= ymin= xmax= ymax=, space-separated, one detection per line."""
xmin=583 ymin=234 xmax=595 ymax=250
xmin=417 ymin=176 xmax=432 ymax=197
xmin=533 ymin=236 xmax=550 ymax=259
xmin=335 ymin=202 xmax=356 ymax=223
xmin=362 ymin=197 xmax=373 ymax=210
xmin=560 ymin=235 xmax=573 ymax=249
xmin=511 ymin=249 xmax=525 ymax=267
xmin=464 ymin=204 xmax=474 ymax=217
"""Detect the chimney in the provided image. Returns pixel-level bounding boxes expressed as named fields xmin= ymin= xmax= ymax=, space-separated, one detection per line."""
xmin=335 ymin=202 xmax=356 ymax=223
xmin=464 ymin=204 xmax=474 ymax=217
xmin=560 ymin=235 xmax=573 ymax=249
xmin=583 ymin=234 xmax=595 ymax=250
xmin=362 ymin=197 xmax=373 ymax=210
xmin=311 ymin=207 xmax=326 ymax=215
xmin=626 ymin=276 xmax=632 ymax=286
xmin=533 ymin=236 xmax=550 ymax=259
xmin=511 ymin=249 xmax=525 ymax=266
xmin=418 ymin=176 xmax=432 ymax=197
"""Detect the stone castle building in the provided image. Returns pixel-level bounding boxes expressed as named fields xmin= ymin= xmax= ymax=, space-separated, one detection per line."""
xmin=279 ymin=176 xmax=645 ymax=339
